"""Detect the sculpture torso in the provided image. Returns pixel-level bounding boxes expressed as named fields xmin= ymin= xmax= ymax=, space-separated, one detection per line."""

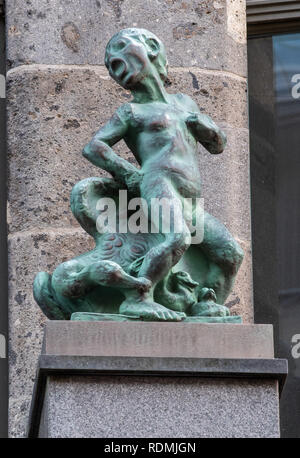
xmin=124 ymin=94 xmax=202 ymax=197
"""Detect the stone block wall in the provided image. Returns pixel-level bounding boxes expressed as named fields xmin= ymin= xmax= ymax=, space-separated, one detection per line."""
xmin=6 ymin=0 xmax=251 ymax=436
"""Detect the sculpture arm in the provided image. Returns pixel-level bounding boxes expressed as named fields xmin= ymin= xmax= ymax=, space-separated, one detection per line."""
xmin=184 ymin=95 xmax=227 ymax=154
xmin=83 ymin=104 xmax=140 ymax=188
xmin=187 ymin=111 xmax=227 ymax=154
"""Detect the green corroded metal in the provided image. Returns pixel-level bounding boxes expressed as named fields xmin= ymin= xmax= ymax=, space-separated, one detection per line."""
xmin=33 ymin=28 xmax=244 ymax=323
xmin=70 ymin=312 xmax=242 ymax=323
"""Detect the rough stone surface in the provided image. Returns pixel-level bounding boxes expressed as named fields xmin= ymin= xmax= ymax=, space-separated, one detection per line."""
xmin=40 ymin=375 xmax=279 ymax=438
xmin=44 ymin=321 xmax=274 ymax=359
xmin=7 ymin=66 xmax=248 ymax=237
xmin=6 ymin=0 xmax=247 ymax=76
xmin=8 ymin=229 xmax=94 ymax=438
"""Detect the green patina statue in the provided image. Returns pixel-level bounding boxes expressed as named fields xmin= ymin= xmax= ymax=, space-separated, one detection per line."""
xmin=33 ymin=28 xmax=244 ymax=323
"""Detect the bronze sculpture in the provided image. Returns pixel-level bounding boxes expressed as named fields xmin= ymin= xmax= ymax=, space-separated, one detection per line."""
xmin=33 ymin=28 xmax=244 ymax=322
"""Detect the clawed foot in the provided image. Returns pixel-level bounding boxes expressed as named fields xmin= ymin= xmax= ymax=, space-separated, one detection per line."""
xmin=190 ymin=287 xmax=230 ymax=317
xmin=119 ymin=297 xmax=186 ymax=322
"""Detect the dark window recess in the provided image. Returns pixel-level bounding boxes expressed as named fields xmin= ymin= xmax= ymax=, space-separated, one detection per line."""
xmin=248 ymin=32 xmax=300 ymax=438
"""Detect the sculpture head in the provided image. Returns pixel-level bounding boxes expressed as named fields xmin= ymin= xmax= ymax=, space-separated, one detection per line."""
xmin=198 ymin=287 xmax=217 ymax=303
xmin=105 ymin=28 xmax=168 ymax=89
xmin=173 ymin=271 xmax=199 ymax=291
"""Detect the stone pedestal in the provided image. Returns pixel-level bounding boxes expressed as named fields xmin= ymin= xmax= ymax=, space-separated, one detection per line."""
xmin=28 ymin=322 xmax=287 ymax=438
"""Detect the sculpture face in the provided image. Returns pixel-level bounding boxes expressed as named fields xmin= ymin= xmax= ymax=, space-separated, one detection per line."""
xmin=105 ymin=29 xmax=167 ymax=89
xmin=106 ymin=34 xmax=150 ymax=88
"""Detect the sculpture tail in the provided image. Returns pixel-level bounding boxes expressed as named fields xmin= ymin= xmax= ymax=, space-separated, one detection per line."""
xmin=33 ymin=272 xmax=68 ymax=320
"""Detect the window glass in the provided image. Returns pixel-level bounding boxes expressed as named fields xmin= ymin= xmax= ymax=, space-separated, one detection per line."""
xmin=248 ymin=32 xmax=300 ymax=438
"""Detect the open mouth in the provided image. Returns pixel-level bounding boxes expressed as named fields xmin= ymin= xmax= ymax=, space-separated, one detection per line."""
xmin=110 ymin=59 xmax=127 ymax=80
xmin=203 ymin=290 xmax=217 ymax=301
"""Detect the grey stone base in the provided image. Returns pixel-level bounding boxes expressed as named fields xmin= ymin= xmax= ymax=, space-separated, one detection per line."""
xmin=43 ymin=321 xmax=275 ymax=359
xmin=39 ymin=375 xmax=280 ymax=438
xmin=28 ymin=322 xmax=287 ymax=438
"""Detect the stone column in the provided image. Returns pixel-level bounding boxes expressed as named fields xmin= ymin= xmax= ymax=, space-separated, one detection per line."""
xmin=6 ymin=0 xmax=252 ymax=437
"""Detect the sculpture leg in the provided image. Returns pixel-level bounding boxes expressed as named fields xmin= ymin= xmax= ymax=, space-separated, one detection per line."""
xmin=51 ymin=259 xmax=152 ymax=297
xmin=138 ymin=174 xmax=192 ymax=284
xmin=51 ymin=258 xmax=185 ymax=321
xmin=34 ymin=257 xmax=153 ymax=320
xmin=118 ymin=174 xmax=190 ymax=321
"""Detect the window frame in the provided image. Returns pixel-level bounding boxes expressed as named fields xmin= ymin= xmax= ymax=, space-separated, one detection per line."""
xmin=247 ymin=0 xmax=300 ymax=36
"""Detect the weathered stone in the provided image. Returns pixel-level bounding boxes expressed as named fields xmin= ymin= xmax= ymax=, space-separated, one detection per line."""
xmin=8 ymin=229 xmax=94 ymax=437
xmin=169 ymin=68 xmax=247 ymax=128
xmin=44 ymin=320 xmax=274 ymax=359
xmin=226 ymin=0 xmax=247 ymax=44
xmin=7 ymin=65 xmax=248 ymax=235
xmin=6 ymin=0 xmax=247 ymax=75
xmin=41 ymin=376 xmax=279 ymax=438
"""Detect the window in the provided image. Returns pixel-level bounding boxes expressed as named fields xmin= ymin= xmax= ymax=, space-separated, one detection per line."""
xmin=247 ymin=2 xmax=300 ymax=438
